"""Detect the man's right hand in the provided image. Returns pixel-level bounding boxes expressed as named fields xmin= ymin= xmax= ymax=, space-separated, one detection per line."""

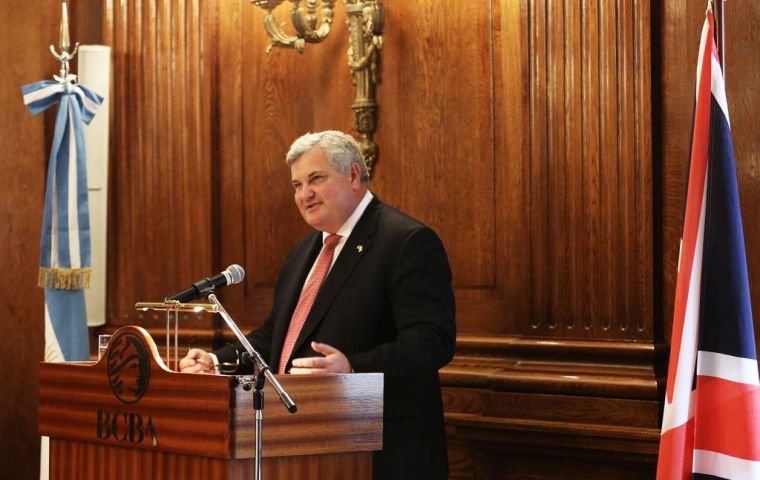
xmin=179 ymin=348 xmax=215 ymax=374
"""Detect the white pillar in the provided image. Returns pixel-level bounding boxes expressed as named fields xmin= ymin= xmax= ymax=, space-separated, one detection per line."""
xmin=78 ymin=45 xmax=111 ymax=327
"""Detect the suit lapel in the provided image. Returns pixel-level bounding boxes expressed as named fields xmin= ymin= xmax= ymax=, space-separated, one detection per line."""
xmin=289 ymin=198 xmax=382 ymax=360
xmin=270 ymin=232 xmax=323 ymax=367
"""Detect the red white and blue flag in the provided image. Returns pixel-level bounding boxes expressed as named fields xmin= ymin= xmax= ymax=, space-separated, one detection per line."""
xmin=656 ymin=5 xmax=760 ymax=480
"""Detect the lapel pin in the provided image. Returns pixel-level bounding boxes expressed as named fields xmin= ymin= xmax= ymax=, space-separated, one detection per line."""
xmin=356 ymin=245 xmax=364 ymax=253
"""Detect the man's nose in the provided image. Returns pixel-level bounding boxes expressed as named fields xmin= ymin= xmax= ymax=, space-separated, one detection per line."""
xmin=298 ymin=185 xmax=315 ymax=201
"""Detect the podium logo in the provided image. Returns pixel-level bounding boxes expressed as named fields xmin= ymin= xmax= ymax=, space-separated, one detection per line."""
xmin=107 ymin=333 xmax=151 ymax=404
xmin=96 ymin=409 xmax=159 ymax=447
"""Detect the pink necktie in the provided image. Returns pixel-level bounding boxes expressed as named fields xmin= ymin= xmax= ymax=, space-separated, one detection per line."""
xmin=278 ymin=234 xmax=342 ymax=373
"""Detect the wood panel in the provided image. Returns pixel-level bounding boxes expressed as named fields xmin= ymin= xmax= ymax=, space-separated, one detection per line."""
xmin=384 ymin=1 xmax=496 ymax=290
xmin=49 ymin=440 xmax=372 ymax=480
xmin=103 ymin=0 xmax=216 ymax=328
xmin=446 ymin=336 xmax=663 ymax=398
xmin=511 ymin=0 xmax=653 ymax=339
xmin=447 ymin=438 xmax=655 ymax=480
xmin=0 ymin=1 xmax=59 ymax=478
xmin=49 ymin=439 xmax=234 ymax=480
xmin=104 ymin=0 xmax=656 ymax=340
xmin=232 ymin=374 xmax=383 ymax=458
xmin=441 ymin=335 xmax=663 ymax=478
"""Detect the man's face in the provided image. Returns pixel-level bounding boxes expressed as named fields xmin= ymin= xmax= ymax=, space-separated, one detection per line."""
xmin=290 ymin=147 xmax=362 ymax=233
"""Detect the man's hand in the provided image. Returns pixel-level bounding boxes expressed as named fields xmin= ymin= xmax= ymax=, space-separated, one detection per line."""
xmin=290 ymin=342 xmax=352 ymax=374
xmin=179 ymin=348 xmax=216 ymax=374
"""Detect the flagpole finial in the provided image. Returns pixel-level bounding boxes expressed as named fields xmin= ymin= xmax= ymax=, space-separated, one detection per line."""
xmin=60 ymin=2 xmax=71 ymax=53
xmin=49 ymin=1 xmax=79 ymax=81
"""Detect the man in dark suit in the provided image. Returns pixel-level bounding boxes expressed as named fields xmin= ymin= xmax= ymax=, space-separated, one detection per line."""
xmin=180 ymin=130 xmax=456 ymax=479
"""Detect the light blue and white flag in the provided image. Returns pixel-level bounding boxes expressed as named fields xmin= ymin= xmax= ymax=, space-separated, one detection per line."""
xmin=22 ymin=75 xmax=102 ymax=361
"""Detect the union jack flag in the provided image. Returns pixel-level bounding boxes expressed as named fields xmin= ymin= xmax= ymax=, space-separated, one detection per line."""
xmin=656 ymin=5 xmax=760 ymax=479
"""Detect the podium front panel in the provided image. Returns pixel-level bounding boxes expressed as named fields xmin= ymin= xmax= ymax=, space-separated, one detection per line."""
xmin=39 ymin=325 xmax=383 ymax=476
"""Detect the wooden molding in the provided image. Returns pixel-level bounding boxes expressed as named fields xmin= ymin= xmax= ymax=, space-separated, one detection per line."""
xmin=446 ymin=334 xmax=666 ymax=399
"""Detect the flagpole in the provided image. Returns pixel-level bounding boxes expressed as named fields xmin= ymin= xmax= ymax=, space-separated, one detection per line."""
xmin=714 ymin=0 xmax=725 ymax=75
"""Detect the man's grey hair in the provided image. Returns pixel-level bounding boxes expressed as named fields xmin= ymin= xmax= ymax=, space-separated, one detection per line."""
xmin=285 ymin=130 xmax=369 ymax=182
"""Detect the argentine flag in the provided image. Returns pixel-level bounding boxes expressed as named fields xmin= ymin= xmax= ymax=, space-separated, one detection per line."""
xmin=22 ymin=76 xmax=102 ymax=361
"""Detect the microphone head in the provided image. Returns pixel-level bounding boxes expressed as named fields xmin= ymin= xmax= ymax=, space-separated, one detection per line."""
xmin=224 ymin=264 xmax=246 ymax=284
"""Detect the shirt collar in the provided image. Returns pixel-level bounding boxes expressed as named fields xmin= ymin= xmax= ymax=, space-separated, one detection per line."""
xmin=323 ymin=190 xmax=374 ymax=242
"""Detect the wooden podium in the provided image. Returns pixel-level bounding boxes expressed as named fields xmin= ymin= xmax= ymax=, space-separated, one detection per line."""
xmin=39 ymin=326 xmax=383 ymax=479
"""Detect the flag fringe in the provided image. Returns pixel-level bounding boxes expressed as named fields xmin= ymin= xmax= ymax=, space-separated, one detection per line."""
xmin=38 ymin=267 xmax=91 ymax=289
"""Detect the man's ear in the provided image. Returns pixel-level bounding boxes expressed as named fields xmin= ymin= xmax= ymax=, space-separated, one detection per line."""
xmin=350 ymin=162 xmax=362 ymax=185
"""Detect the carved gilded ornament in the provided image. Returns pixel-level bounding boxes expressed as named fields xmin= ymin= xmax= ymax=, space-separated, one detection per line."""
xmin=251 ymin=0 xmax=384 ymax=177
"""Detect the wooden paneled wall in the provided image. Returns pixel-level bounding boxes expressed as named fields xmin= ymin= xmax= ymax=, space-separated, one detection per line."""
xmin=0 ymin=1 xmax=59 ymax=478
xmin=1 ymin=0 xmax=755 ymax=478
xmin=101 ymin=1 xmax=665 ymax=478
xmin=97 ymin=0 xmax=760 ymax=478
xmin=520 ymin=0 xmax=653 ymax=339
xmin=102 ymin=2 xmax=660 ymax=333
xmin=103 ymin=0 xmax=217 ymax=328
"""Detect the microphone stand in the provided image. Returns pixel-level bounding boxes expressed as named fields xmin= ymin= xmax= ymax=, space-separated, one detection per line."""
xmin=206 ymin=292 xmax=297 ymax=480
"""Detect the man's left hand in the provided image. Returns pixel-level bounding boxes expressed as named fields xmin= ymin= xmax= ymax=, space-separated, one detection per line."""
xmin=290 ymin=341 xmax=352 ymax=374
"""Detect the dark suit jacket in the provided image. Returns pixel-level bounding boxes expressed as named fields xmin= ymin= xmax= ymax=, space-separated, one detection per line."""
xmin=214 ymin=197 xmax=456 ymax=479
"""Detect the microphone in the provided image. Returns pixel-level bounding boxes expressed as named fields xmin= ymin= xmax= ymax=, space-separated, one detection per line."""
xmin=166 ymin=264 xmax=245 ymax=303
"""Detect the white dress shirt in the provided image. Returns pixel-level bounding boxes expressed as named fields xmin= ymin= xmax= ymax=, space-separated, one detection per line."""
xmin=300 ymin=190 xmax=374 ymax=293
